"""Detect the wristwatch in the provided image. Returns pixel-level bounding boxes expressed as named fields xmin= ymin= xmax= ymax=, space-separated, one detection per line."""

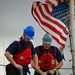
xmin=46 ymin=70 xmax=50 ymax=74
xmin=53 ymin=69 xmax=56 ymax=71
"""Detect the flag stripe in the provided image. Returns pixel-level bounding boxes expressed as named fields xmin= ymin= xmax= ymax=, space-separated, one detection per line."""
xmin=45 ymin=0 xmax=64 ymax=5
xmin=33 ymin=11 xmax=66 ymax=47
xmin=36 ymin=4 xmax=67 ymax=39
xmin=45 ymin=0 xmax=58 ymax=6
xmin=31 ymin=1 xmax=68 ymax=47
xmin=41 ymin=4 xmax=67 ymax=34
xmin=33 ymin=4 xmax=67 ymax=40
xmin=32 ymin=2 xmax=67 ymax=34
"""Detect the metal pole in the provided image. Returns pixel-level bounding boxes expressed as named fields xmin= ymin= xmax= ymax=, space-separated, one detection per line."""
xmin=20 ymin=69 xmax=23 ymax=75
xmin=69 ymin=0 xmax=75 ymax=74
xmin=68 ymin=30 xmax=75 ymax=75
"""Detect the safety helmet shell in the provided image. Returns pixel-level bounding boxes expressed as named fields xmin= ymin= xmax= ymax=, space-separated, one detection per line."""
xmin=42 ymin=34 xmax=52 ymax=44
xmin=24 ymin=26 xmax=35 ymax=40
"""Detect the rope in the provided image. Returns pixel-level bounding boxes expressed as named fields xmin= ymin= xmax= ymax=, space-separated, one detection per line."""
xmin=0 ymin=64 xmax=74 ymax=70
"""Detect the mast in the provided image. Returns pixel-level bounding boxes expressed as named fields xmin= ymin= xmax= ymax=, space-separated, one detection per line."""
xmin=69 ymin=0 xmax=75 ymax=74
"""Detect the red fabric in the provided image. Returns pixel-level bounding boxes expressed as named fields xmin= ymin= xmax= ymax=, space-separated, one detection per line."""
xmin=38 ymin=53 xmax=56 ymax=70
xmin=31 ymin=0 xmax=68 ymax=47
xmin=13 ymin=48 xmax=32 ymax=66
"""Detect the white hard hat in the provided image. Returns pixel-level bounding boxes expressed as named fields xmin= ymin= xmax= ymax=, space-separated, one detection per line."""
xmin=42 ymin=34 xmax=52 ymax=44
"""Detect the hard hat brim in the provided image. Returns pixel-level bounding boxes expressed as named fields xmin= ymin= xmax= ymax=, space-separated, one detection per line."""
xmin=26 ymin=34 xmax=34 ymax=40
xmin=43 ymin=41 xmax=51 ymax=45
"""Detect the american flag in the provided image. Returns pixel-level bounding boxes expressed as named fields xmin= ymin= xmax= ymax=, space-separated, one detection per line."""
xmin=31 ymin=0 xmax=69 ymax=47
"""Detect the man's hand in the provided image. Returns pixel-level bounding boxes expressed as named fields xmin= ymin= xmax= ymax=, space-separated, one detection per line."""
xmin=41 ymin=72 xmax=47 ymax=75
xmin=31 ymin=60 xmax=39 ymax=69
xmin=14 ymin=63 xmax=23 ymax=70
xmin=46 ymin=69 xmax=55 ymax=75
xmin=34 ymin=64 xmax=40 ymax=69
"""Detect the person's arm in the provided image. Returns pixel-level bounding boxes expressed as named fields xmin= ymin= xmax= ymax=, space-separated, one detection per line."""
xmin=53 ymin=47 xmax=64 ymax=71
xmin=54 ymin=60 xmax=63 ymax=70
xmin=46 ymin=60 xmax=63 ymax=75
xmin=47 ymin=47 xmax=64 ymax=75
xmin=35 ymin=67 xmax=47 ymax=75
xmin=4 ymin=51 xmax=23 ymax=70
xmin=55 ymin=47 xmax=64 ymax=70
xmin=31 ymin=46 xmax=47 ymax=75
xmin=32 ymin=54 xmax=39 ymax=69
xmin=4 ymin=51 xmax=16 ymax=66
xmin=31 ymin=60 xmax=47 ymax=75
xmin=4 ymin=41 xmax=23 ymax=70
xmin=31 ymin=44 xmax=39 ymax=69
